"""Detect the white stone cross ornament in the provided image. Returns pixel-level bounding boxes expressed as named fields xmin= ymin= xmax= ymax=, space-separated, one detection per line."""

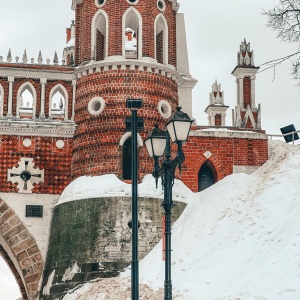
xmin=7 ymin=158 xmax=44 ymax=193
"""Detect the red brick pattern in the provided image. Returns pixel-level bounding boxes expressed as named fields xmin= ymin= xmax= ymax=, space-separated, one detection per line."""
xmin=215 ymin=114 xmax=221 ymax=126
xmin=96 ymin=29 xmax=105 ymax=61
xmin=72 ymin=67 xmax=178 ymax=180
xmin=0 ymin=136 xmax=72 ymax=194
xmin=74 ymin=0 xmax=177 ymax=67
xmin=0 ymin=198 xmax=44 ymax=300
xmin=243 ymin=76 xmax=251 ymax=108
xmin=182 ymin=136 xmax=268 ymax=192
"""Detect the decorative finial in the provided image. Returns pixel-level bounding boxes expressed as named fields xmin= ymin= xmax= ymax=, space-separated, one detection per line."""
xmin=69 ymin=53 xmax=74 ymax=66
xmin=22 ymin=50 xmax=28 ymax=63
xmin=7 ymin=49 xmax=12 ymax=62
xmin=38 ymin=51 xmax=43 ymax=64
xmin=53 ymin=51 xmax=58 ymax=65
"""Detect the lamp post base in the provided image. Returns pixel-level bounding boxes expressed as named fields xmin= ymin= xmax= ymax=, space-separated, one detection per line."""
xmin=164 ymin=280 xmax=172 ymax=300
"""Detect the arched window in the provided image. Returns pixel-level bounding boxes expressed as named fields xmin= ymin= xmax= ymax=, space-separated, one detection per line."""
xmin=155 ymin=14 xmax=168 ymax=64
xmin=123 ymin=8 xmax=142 ymax=59
xmin=49 ymin=84 xmax=69 ymax=120
xmin=0 ymin=84 xmax=3 ymax=117
xmin=123 ymin=137 xmax=132 ymax=180
xmin=16 ymin=83 xmax=37 ymax=119
xmin=91 ymin=10 xmax=108 ymax=61
xmin=198 ymin=161 xmax=217 ymax=192
xmin=51 ymin=91 xmax=65 ymax=119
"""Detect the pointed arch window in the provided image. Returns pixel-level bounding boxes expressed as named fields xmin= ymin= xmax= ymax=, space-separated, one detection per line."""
xmin=198 ymin=161 xmax=217 ymax=192
xmin=49 ymin=84 xmax=69 ymax=120
xmin=17 ymin=83 xmax=37 ymax=119
xmin=155 ymin=14 xmax=168 ymax=64
xmin=123 ymin=8 xmax=142 ymax=60
xmin=51 ymin=91 xmax=65 ymax=119
xmin=92 ymin=10 xmax=108 ymax=61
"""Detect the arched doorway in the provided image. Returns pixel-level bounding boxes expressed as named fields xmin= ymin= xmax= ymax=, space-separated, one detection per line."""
xmin=123 ymin=137 xmax=132 ymax=180
xmin=198 ymin=160 xmax=217 ymax=192
xmin=0 ymin=247 xmax=25 ymax=299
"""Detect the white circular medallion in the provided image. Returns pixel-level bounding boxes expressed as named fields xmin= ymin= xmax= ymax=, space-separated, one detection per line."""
xmin=23 ymin=138 xmax=32 ymax=148
xmin=88 ymin=97 xmax=106 ymax=116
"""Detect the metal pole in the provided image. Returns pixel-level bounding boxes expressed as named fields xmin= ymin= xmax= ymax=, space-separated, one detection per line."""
xmin=163 ymin=133 xmax=173 ymax=300
xmin=131 ymin=109 xmax=139 ymax=300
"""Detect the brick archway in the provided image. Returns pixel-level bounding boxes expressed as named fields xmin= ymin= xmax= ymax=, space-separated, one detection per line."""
xmin=0 ymin=198 xmax=44 ymax=300
xmin=182 ymin=153 xmax=226 ymax=192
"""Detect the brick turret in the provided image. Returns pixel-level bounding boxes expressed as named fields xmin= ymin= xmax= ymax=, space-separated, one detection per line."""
xmin=232 ymin=39 xmax=261 ymax=130
xmin=70 ymin=0 xmax=196 ymax=181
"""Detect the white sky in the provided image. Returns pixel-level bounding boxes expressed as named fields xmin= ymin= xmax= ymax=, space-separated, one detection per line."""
xmin=0 ymin=0 xmax=300 ymax=298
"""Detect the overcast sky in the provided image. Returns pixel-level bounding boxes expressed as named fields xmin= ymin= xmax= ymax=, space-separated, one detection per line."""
xmin=0 ymin=0 xmax=300 ymax=298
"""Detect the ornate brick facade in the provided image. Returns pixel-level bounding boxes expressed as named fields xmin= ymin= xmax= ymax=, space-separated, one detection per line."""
xmin=0 ymin=1 xmax=269 ymax=299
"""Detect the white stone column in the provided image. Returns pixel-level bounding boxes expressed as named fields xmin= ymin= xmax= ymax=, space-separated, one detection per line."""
xmin=40 ymin=78 xmax=47 ymax=118
xmin=221 ymin=113 xmax=226 ymax=126
xmin=7 ymin=76 xmax=14 ymax=117
xmin=250 ymin=75 xmax=256 ymax=109
xmin=71 ymin=80 xmax=76 ymax=121
xmin=238 ymin=76 xmax=244 ymax=109
xmin=211 ymin=113 xmax=216 ymax=126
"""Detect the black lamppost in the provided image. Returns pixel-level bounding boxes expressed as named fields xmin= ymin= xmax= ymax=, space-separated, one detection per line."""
xmin=144 ymin=107 xmax=192 ymax=300
xmin=126 ymin=99 xmax=143 ymax=300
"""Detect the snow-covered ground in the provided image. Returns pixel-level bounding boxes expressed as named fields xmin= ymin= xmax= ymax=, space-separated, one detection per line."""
xmin=62 ymin=140 xmax=300 ymax=300
xmin=1 ymin=140 xmax=299 ymax=299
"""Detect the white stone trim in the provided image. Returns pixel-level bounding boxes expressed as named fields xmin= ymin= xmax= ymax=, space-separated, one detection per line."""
xmin=119 ymin=132 xmax=143 ymax=147
xmin=154 ymin=13 xmax=169 ymax=65
xmin=158 ymin=100 xmax=172 ymax=119
xmin=88 ymin=97 xmax=106 ymax=115
xmin=72 ymin=80 xmax=76 ymax=121
xmin=95 ymin=0 xmax=106 ymax=8
xmin=126 ymin=0 xmax=139 ymax=5
xmin=0 ymin=119 xmax=76 ymax=138
xmin=91 ymin=9 xmax=109 ymax=60
xmin=49 ymin=84 xmax=69 ymax=120
xmin=122 ymin=7 xmax=143 ymax=60
xmin=157 ymin=0 xmax=166 ymax=12
xmin=190 ymin=128 xmax=268 ymax=140
xmin=16 ymin=82 xmax=37 ymax=118
xmin=0 ymin=84 xmax=4 ymax=117
xmin=7 ymin=158 xmax=44 ymax=194
xmin=0 ymin=69 xmax=75 ymax=81
xmin=7 ymin=76 xmax=14 ymax=117
xmin=40 ymin=78 xmax=47 ymax=118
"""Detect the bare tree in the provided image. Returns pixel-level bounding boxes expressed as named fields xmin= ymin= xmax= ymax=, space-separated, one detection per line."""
xmin=263 ymin=0 xmax=300 ymax=81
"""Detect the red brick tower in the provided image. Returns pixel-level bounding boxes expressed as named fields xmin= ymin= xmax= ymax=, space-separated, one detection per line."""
xmin=71 ymin=0 xmax=196 ymax=181
xmin=232 ymin=39 xmax=261 ymax=130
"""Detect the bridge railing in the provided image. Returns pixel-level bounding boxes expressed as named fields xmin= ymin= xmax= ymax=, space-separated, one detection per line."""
xmin=268 ymin=130 xmax=300 ymax=145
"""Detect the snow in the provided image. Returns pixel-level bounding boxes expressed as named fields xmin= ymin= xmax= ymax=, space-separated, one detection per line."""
xmin=56 ymin=174 xmax=192 ymax=206
xmin=62 ymin=140 xmax=300 ymax=299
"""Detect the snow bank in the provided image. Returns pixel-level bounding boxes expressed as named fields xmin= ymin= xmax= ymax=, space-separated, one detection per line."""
xmin=63 ymin=140 xmax=300 ymax=299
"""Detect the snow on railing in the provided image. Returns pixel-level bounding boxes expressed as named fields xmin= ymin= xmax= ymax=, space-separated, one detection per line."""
xmin=268 ymin=130 xmax=300 ymax=145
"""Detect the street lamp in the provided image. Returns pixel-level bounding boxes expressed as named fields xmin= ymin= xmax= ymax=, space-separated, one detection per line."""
xmin=144 ymin=107 xmax=192 ymax=300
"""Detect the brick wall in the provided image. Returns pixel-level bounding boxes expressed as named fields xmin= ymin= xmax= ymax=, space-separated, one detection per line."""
xmin=74 ymin=0 xmax=177 ymax=67
xmin=72 ymin=67 xmax=178 ymax=180
xmin=243 ymin=76 xmax=251 ymax=108
xmin=215 ymin=114 xmax=221 ymax=126
xmin=182 ymin=136 xmax=268 ymax=192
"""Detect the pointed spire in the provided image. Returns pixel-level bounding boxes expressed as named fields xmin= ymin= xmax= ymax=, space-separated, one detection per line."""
xmin=59 ymin=97 xmax=64 ymax=109
xmin=38 ymin=51 xmax=43 ymax=64
xmin=7 ymin=49 xmax=12 ymax=62
xmin=53 ymin=51 xmax=58 ymax=65
xmin=22 ymin=50 xmax=28 ymax=63
xmin=237 ymin=38 xmax=254 ymax=66
xmin=69 ymin=53 xmax=74 ymax=66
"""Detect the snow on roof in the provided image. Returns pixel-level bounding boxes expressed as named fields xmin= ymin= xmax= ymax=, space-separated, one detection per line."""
xmin=56 ymin=174 xmax=193 ymax=206
xmin=62 ymin=140 xmax=300 ymax=299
